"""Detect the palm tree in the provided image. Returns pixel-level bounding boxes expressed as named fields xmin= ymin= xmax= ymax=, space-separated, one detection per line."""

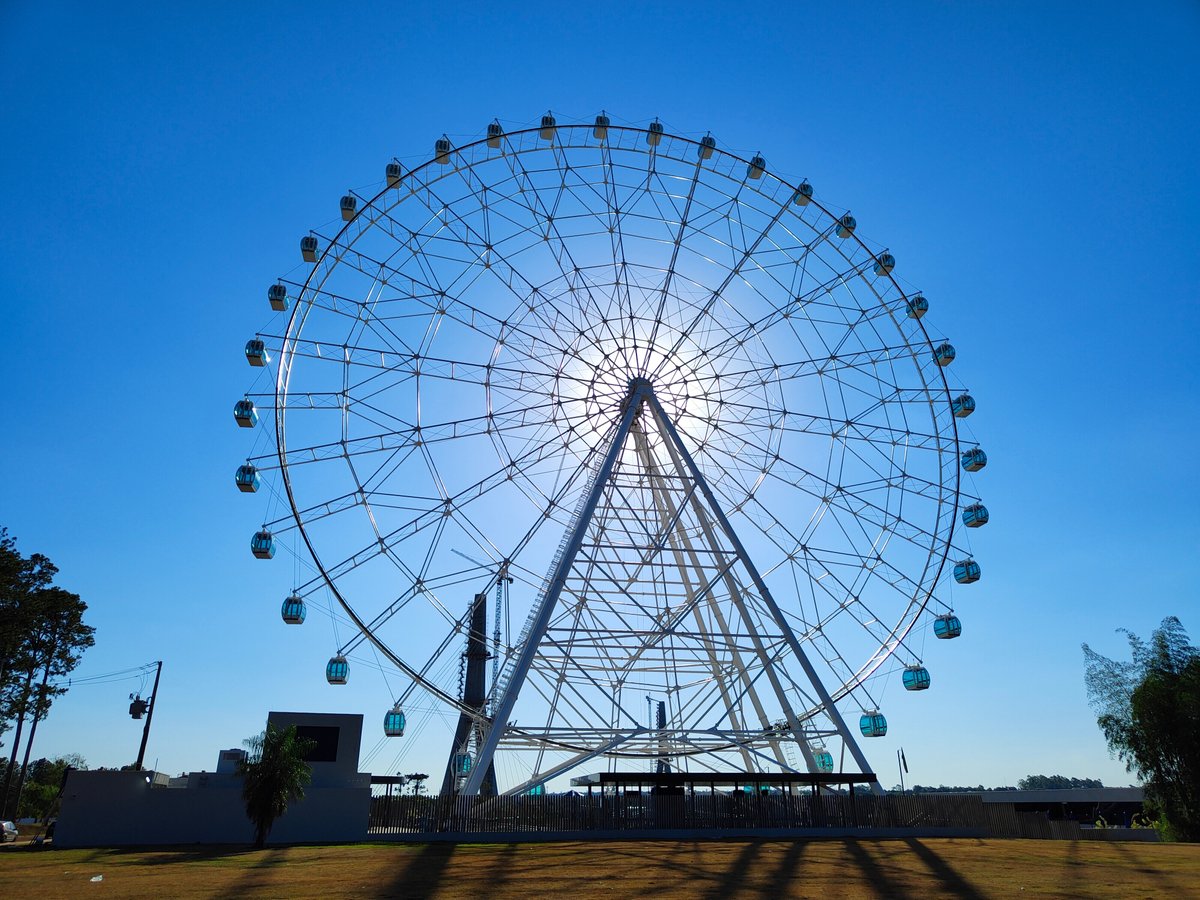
xmin=238 ymin=724 xmax=315 ymax=849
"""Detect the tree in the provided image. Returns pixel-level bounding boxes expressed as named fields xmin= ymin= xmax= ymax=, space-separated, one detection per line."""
xmin=0 ymin=529 xmax=95 ymax=818
xmin=1084 ymin=616 xmax=1200 ymax=841
xmin=1016 ymin=775 xmax=1104 ymax=791
xmin=238 ymin=724 xmax=316 ymax=849
xmin=17 ymin=754 xmax=86 ymax=821
xmin=406 ymin=772 xmax=429 ymax=796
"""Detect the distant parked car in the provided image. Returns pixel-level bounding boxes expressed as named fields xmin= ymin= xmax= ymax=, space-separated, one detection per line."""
xmin=1 ymin=820 xmax=17 ymax=842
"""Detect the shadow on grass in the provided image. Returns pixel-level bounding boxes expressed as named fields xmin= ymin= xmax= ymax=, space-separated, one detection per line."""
xmin=842 ymin=839 xmax=915 ymax=900
xmin=903 ymin=839 xmax=985 ymax=899
xmin=701 ymin=839 xmax=766 ymax=900
xmin=383 ymin=841 xmax=459 ymax=897
xmin=215 ymin=847 xmax=289 ymax=899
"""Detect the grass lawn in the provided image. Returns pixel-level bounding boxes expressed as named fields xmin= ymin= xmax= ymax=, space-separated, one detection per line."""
xmin=1 ymin=838 xmax=1196 ymax=898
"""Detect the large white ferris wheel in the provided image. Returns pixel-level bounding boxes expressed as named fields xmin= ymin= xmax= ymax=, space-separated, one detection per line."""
xmin=235 ymin=113 xmax=989 ymax=796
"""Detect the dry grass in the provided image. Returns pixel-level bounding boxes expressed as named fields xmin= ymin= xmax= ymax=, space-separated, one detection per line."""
xmin=1 ymin=838 xmax=1196 ymax=898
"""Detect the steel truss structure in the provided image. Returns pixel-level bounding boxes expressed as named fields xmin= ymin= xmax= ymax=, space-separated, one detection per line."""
xmin=236 ymin=116 xmax=986 ymax=795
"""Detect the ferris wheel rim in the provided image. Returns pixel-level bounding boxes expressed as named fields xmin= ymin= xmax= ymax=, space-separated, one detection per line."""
xmin=263 ymin=117 xmax=971 ymax=738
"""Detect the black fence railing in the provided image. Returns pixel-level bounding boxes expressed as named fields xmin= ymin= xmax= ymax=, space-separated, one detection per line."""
xmin=367 ymin=790 xmax=987 ymax=836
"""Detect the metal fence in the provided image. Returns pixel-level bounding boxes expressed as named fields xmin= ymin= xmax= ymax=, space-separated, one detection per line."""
xmin=367 ymin=790 xmax=988 ymax=836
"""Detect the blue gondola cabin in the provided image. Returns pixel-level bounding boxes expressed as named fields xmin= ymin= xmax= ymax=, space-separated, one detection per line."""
xmin=906 ymin=295 xmax=929 ymax=319
xmin=250 ymin=530 xmax=275 ymax=559
xmin=268 ymin=283 xmax=289 ymax=311
xmin=326 ymin=654 xmax=349 ymax=684
xmin=245 ymin=339 xmax=270 ymax=367
xmin=235 ymin=464 xmax=260 ymax=493
xmin=234 ymin=399 xmax=258 ymax=428
xmin=962 ymin=503 xmax=989 ymax=527
xmin=961 ymin=447 xmax=988 ymax=472
xmin=281 ymin=594 xmax=306 ymax=625
xmin=384 ymin=706 xmax=406 ymax=737
xmin=859 ymin=711 xmax=887 ymax=737
xmin=953 ymin=558 xmax=981 ymax=584
xmin=903 ymin=666 xmax=931 ymax=691
xmin=934 ymin=614 xmax=962 ymax=639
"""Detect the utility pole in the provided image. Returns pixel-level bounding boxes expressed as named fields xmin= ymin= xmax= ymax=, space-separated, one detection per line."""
xmin=131 ymin=661 xmax=163 ymax=771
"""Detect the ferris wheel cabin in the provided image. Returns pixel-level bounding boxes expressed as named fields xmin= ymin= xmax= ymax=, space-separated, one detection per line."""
xmin=906 ymin=295 xmax=929 ymax=319
xmin=953 ymin=558 xmax=982 ymax=584
xmin=340 ymin=195 xmax=357 ymax=221
xmin=747 ymin=154 xmax=766 ymax=179
xmin=813 ymin=748 xmax=835 ymax=772
xmin=952 ymin=394 xmax=976 ymax=417
xmin=233 ymin=399 xmax=258 ymax=428
xmin=962 ymin=503 xmax=989 ymax=527
xmin=245 ymin=339 xmax=270 ymax=367
xmin=250 ymin=530 xmax=275 ymax=559
xmin=698 ymin=134 xmax=716 ymax=160
xmin=486 ymin=122 xmax=504 ymax=148
xmin=300 ymin=235 xmax=318 ymax=263
xmin=934 ymin=614 xmax=963 ymax=639
xmin=836 ymin=214 xmax=856 ymax=238
xmin=326 ymin=655 xmax=349 ymax=685
xmin=281 ymin=594 xmax=306 ymax=625
xmin=902 ymin=665 xmax=931 ymax=691
xmin=961 ymin=447 xmax=988 ymax=472
xmin=384 ymin=705 xmax=406 ymax=737
xmin=873 ymin=253 xmax=896 ymax=276
xmin=859 ymin=711 xmax=888 ymax=738
xmin=267 ymin=283 xmax=289 ymax=311
xmin=234 ymin=464 xmax=260 ymax=493
xmin=792 ymin=180 xmax=813 ymax=205
xmin=593 ymin=114 xmax=610 ymax=140
xmin=647 ymin=120 xmax=664 ymax=146
xmin=386 ymin=162 xmax=403 ymax=187
xmin=933 ymin=342 xmax=956 ymax=366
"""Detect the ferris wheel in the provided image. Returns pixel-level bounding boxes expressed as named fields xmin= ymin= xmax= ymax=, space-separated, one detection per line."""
xmin=235 ymin=113 xmax=988 ymax=796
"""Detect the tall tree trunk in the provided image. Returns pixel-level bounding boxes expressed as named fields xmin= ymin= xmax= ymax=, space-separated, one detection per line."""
xmin=1 ymin=668 xmax=35 ymax=818
xmin=13 ymin=660 xmax=52 ymax=818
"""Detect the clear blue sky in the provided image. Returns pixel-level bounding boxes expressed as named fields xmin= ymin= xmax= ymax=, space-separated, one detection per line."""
xmin=2 ymin=1 xmax=1197 ymax=788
